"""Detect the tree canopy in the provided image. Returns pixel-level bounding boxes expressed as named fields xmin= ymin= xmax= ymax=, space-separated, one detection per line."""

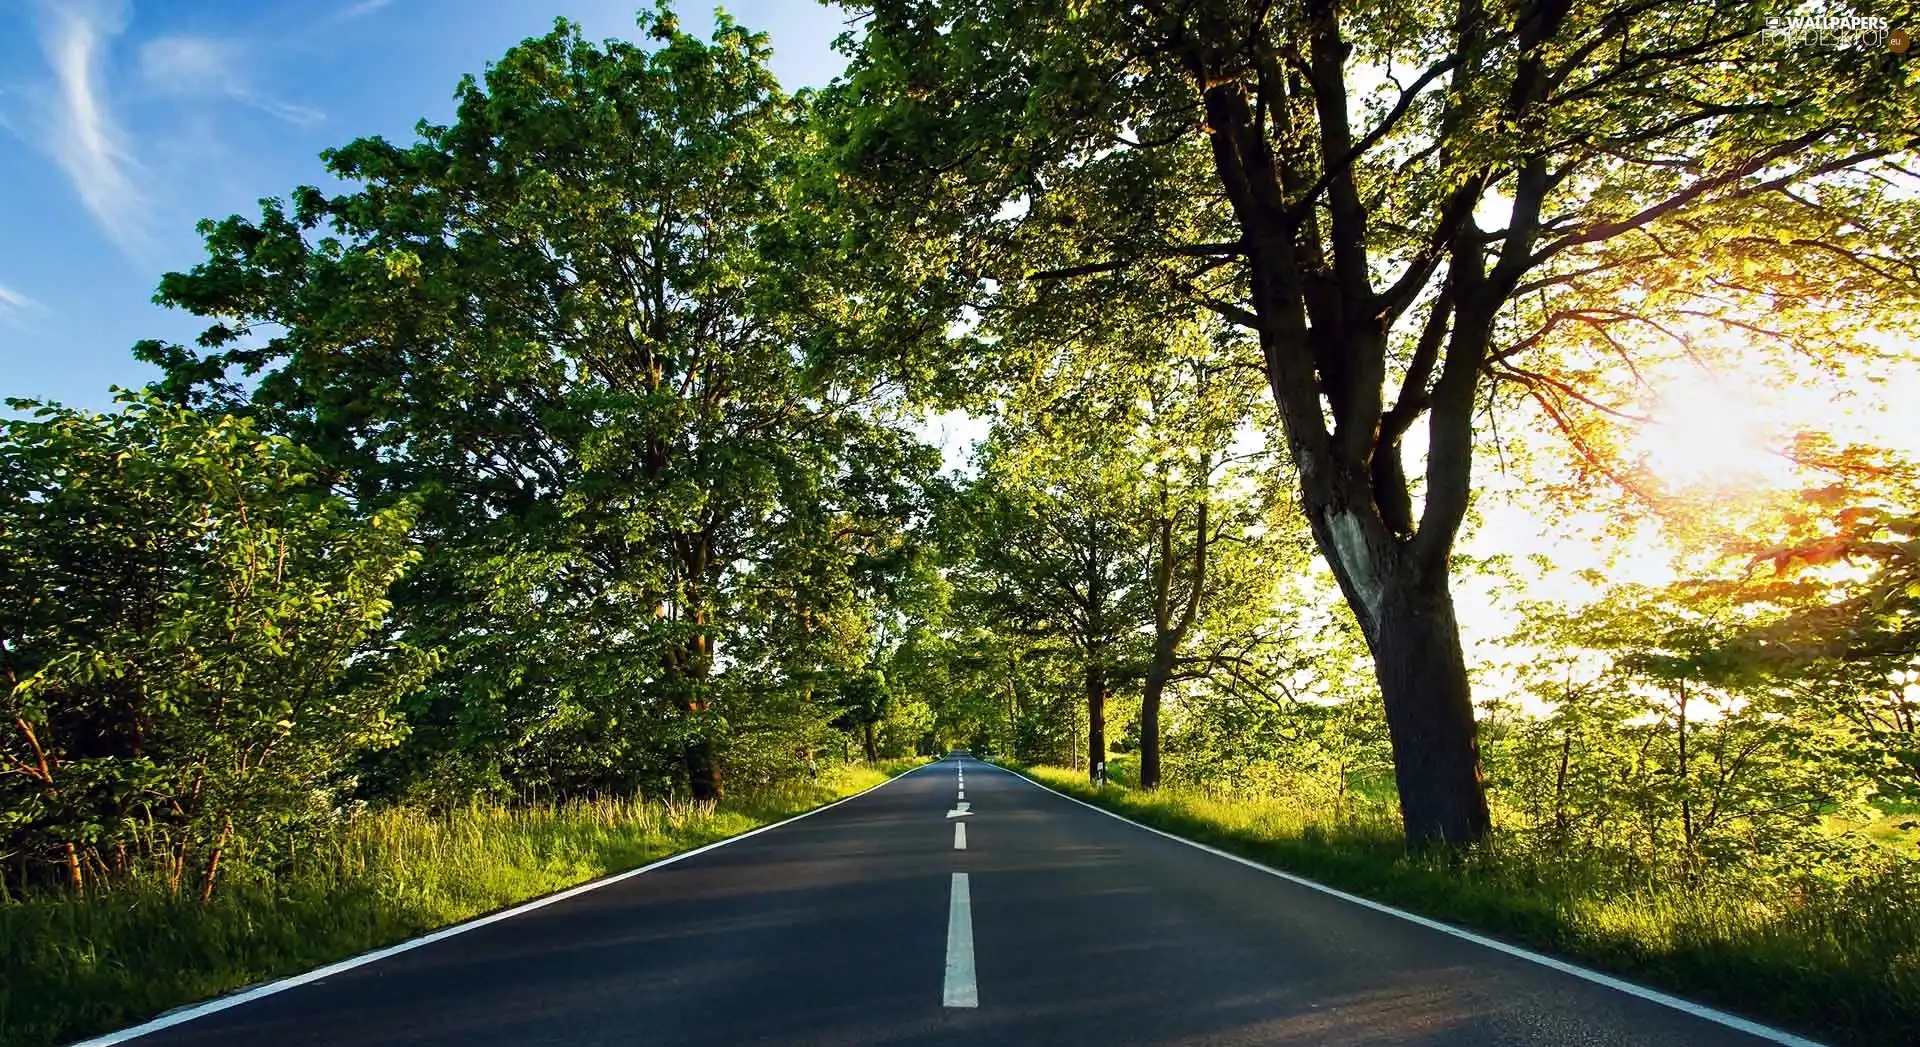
xmin=826 ymin=0 xmax=1920 ymax=845
xmin=4 ymin=2 xmax=1916 ymax=906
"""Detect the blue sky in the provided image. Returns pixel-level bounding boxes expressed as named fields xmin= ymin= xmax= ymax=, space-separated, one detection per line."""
xmin=0 ymin=0 xmax=854 ymax=411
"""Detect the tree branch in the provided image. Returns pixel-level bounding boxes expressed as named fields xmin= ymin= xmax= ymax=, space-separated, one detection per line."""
xmin=1026 ymin=241 xmax=1245 ymax=281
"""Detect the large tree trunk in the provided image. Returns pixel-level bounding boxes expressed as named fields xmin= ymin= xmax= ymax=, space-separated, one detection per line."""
xmin=1139 ymin=642 xmax=1175 ymax=790
xmin=675 ymin=531 xmax=726 ymax=803
xmin=862 ymin=719 xmax=879 ymax=764
xmin=1183 ymin=23 xmax=1499 ymax=849
xmin=679 ymin=599 xmax=723 ymax=803
xmin=1367 ymin=573 xmax=1491 ymax=848
xmin=1140 ymin=483 xmax=1202 ymax=792
xmin=684 ymin=737 xmax=723 ymax=803
xmin=1085 ymin=661 xmax=1107 ymax=784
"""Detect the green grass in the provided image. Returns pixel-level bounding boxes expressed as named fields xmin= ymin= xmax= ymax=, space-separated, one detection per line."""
xmin=1855 ymin=807 xmax=1920 ymax=854
xmin=0 ymin=759 xmax=927 ymax=1047
xmin=1014 ymin=763 xmax=1920 ymax=1047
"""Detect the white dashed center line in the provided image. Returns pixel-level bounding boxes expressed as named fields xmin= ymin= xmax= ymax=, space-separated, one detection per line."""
xmin=943 ymin=872 xmax=978 ymax=1007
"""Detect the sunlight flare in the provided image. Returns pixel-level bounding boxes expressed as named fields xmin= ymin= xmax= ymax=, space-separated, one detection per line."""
xmin=1630 ymin=372 xmax=1797 ymax=494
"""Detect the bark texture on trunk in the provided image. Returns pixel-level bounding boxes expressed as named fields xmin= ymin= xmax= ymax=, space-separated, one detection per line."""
xmin=685 ymin=737 xmax=723 ymax=803
xmin=1175 ymin=9 xmax=1524 ymax=849
xmin=1139 ymin=644 xmax=1174 ymax=790
xmin=862 ymin=719 xmax=879 ymax=764
xmin=1086 ymin=661 xmax=1107 ymax=785
xmin=1368 ymin=574 xmax=1491 ymax=848
xmin=657 ymin=611 xmax=720 ymax=802
xmin=677 ymin=599 xmax=722 ymax=803
xmin=1140 ymin=477 xmax=1206 ymax=792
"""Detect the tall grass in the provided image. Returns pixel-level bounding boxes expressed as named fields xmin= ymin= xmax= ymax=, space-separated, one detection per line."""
xmin=1 ymin=760 xmax=925 ymax=1047
xmin=1020 ymin=763 xmax=1920 ymax=1047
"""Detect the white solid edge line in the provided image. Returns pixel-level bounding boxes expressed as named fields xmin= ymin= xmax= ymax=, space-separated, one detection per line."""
xmin=71 ymin=761 xmax=938 ymax=1047
xmin=954 ymin=821 xmax=967 ymax=850
xmin=943 ymin=871 xmax=979 ymax=1007
xmin=989 ymin=763 xmax=1826 ymax=1047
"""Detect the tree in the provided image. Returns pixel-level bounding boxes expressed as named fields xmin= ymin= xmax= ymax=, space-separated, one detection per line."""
xmin=137 ymin=8 xmax=936 ymax=802
xmin=950 ymin=434 xmax=1150 ymax=780
xmin=0 ymin=395 xmax=430 ymax=897
xmin=1725 ymin=456 xmax=1920 ymax=805
xmin=1127 ymin=360 xmax=1283 ymax=789
xmin=1500 ymin=576 xmax=1852 ymax=876
xmin=832 ymin=0 xmax=1919 ymax=845
xmin=912 ymin=200 xmax=1296 ymax=784
xmin=834 ymin=670 xmax=894 ymax=763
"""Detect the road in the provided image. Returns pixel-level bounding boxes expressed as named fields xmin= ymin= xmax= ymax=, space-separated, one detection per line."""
xmin=90 ymin=758 xmax=1816 ymax=1047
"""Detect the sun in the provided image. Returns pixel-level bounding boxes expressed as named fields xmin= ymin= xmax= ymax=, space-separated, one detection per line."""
xmin=1629 ymin=372 xmax=1797 ymax=494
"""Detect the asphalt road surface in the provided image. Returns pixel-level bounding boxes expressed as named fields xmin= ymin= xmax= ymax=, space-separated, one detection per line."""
xmin=92 ymin=758 xmax=1817 ymax=1047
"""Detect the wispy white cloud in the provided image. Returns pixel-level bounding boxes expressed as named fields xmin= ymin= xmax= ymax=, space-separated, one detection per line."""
xmin=340 ymin=0 xmax=396 ymax=18
xmin=0 ymin=284 xmax=38 ymax=314
xmin=0 ymin=283 xmax=44 ymax=330
xmin=137 ymin=35 xmax=225 ymax=91
xmin=139 ymin=35 xmax=324 ymax=125
xmin=34 ymin=0 xmax=154 ymax=258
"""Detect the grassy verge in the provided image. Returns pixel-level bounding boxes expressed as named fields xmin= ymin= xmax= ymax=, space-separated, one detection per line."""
xmin=1012 ymin=763 xmax=1919 ymax=1047
xmin=1 ymin=758 xmax=927 ymax=1047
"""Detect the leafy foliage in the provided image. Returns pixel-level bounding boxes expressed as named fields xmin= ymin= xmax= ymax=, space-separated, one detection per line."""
xmin=829 ymin=0 xmax=1920 ymax=846
xmin=136 ymin=10 xmax=939 ymax=804
xmin=4 ymin=4 xmax=1917 ymax=1044
xmin=0 ymin=396 xmax=430 ymax=896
